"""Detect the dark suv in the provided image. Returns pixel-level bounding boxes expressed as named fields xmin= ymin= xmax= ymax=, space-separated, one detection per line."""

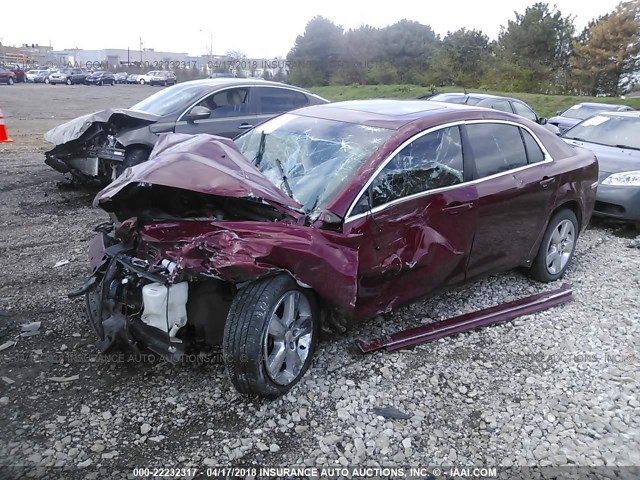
xmin=49 ymin=68 xmax=87 ymax=85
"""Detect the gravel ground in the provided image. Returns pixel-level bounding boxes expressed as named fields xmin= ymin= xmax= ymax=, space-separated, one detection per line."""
xmin=0 ymin=84 xmax=639 ymax=478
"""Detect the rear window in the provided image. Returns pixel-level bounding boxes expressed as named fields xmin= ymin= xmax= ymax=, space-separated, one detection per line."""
xmin=467 ymin=123 xmax=528 ymax=177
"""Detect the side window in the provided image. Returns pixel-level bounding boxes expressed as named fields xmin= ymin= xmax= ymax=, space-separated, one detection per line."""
xmin=198 ymin=88 xmax=250 ymax=118
xmin=491 ymin=100 xmax=513 ymax=113
xmin=466 ymin=124 xmax=527 ymax=178
xmin=259 ymin=88 xmax=309 ymax=114
xmin=370 ymin=126 xmax=464 ymax=208
xmin=521 ymin=128 xmax=545 ymax=164
xmin=512 ymin=101 xmax=538 ymax=122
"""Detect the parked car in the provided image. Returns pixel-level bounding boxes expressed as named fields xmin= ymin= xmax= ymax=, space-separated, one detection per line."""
xmin=126 ymin=74 xmax=140 ymax=84
xmin=34 ymin=70 xmax=51 ymax=83
xmin=0 ymin=67 xmax=17 ymax=85
xmin=7 ymin=65 xmax=26 ymax=83
xmin=71 ymin=99 xmax=598 ymax=397
xmin=562 ymin=112 xmax=640 ymax=227
xmin=424 ymin=92 xmax=560 ymax=135
xmin=548 ymin=102 xmax=634 ymax=133
xmin=149 ymin=70 xmax=177 ymax=86
xmin=48 ymin=68 xmax=87 ymax=85
xmin=136 ymin=71 xmax=161 ymax=85
xmin=26 ymin=69 xmax=47 ymax=82
xmin=44 ymin=78 xmax=328 ymax=183
xmin=114 ymin=72 xmax=128 ymax=84
xmin=85 ymin=71 xmax=116 ymax=86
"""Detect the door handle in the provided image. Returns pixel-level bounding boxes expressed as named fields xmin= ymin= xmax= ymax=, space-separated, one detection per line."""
xmin=442 ymin=202 xmax=474 ymax=215
xmin=540 ymin=176 xmax=556 ymax=189
xmin=238 ymin=123 xmax=254 ymax=130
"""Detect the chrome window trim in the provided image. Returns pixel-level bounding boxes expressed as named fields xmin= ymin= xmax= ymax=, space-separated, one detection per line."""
xmin=177 ymin=84 xmax=320 ymax=122
xmin=344 ymin=119 xmax=553 ymax=224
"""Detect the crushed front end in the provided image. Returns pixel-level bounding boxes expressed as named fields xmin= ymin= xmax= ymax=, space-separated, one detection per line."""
xmin=70 ymin=221 xmax=240 ymax=363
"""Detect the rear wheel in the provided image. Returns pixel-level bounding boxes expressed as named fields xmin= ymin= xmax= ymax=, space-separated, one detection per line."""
xmin=223 ymin=275 xmax=318 ymax=398
xmin=45 ymin=78 xmax=50 ymax=84
xmin=530 ymin=209 xmax=578 ymax=282
xmin=8 ymin=77 xmax=14 ymax=85
xmin=66 ymin=78 xmax=71 ymax=85
xmin=139 ymin=79 xmax=146 ymax=85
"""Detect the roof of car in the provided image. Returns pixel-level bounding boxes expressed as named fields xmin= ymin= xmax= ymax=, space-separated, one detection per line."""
xmin=294 ymin=99 xmax=511 ymax=129
xmin=429 ymin=92 xmax=519 ymax=101
xmin=176 ymin=78 xmax=312 ymax=91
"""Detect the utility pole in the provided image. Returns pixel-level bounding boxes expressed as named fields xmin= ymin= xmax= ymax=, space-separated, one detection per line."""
xmin=139 ymin=37 xmax=143 ymax=65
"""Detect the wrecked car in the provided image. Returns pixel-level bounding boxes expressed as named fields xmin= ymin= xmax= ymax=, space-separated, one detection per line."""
xmin=44 ymin=78 xmax=328 ymax=185
xmin=71 ymin=100 xmax=598 ymax=398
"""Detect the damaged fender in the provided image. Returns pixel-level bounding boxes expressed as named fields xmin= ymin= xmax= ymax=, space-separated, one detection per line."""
xmin=137 ymin=221 xmax=362 ymax=310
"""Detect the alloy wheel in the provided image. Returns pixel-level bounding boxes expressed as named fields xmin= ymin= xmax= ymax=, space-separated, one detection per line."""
xmin=545 ymin=219 xmax=575 ymax=275
xmin=263 ymin=290 xmax=314 ymax=386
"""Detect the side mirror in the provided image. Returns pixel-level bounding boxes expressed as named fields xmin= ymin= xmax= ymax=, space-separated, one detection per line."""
xmin=555 ymin=111 xmax=562 ymax=115
xmin=538 ymin=117 xmax=547 ymax=125
xmin=187 ymin=106 xmax=210 ymax=122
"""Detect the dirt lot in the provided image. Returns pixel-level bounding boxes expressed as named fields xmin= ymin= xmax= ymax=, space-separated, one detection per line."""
xmin=0 ymin=84 xmax=639 ymax=479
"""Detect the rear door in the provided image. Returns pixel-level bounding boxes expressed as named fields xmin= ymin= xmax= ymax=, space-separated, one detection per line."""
xmin=254 ymin=87 xmax=312 ymax=126
xmin=464 ymin=122 xmax=557 ymax=278
xmin=344 ymin=125 xmax=478 ymax=319
xmin=174 ymin=87 xmax=260 ymax=138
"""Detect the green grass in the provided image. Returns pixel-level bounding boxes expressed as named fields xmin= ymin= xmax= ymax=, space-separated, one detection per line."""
xmin=310 ymin=84 xmax=640 ymax=118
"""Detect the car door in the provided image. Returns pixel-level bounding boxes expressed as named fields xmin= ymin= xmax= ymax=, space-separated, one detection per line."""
xmin=174 ymin=87 xmax=259 ymax=138
xmin=254 ymin=87 xmax=312 ymax=126
xmin=463 ymin=122 xmax=558 ymax=278
xmin=343 ymin=125 xmax=478 ymax=319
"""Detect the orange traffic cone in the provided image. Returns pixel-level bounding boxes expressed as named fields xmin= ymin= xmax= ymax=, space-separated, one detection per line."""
xmin=0 ymin=108 xmax=13 ymax=143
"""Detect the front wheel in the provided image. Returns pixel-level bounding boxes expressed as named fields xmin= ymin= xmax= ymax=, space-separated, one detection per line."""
xmin=66 ymin=78 xmax=71 ymax=85
xmin=530 ymin=209 xmax=578 ymax=282
xmin=116 ymin=147 xmax=150 ymax=176
xmin=139 ymin=79 xmax=145 ymax=85
xmin=223 ymin=275 xmax=319 ymax=398
xmin=8 ymin=77 xmax=14 ymax=85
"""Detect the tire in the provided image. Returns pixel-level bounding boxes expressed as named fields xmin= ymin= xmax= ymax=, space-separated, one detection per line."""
xmin=8 ymin=77 xmax=14 ymax=85
xmin=530 ymin=209 xmax=578 ymax=282
xmin=66 ymin=78 xmax=71 ymax=85
xmin=139 ymin=79 xmax=145 ymax=85
xmin=116 ymin=147 xmax=150 ymax=176
xmin=223 ymin=274 xmax=319 ymax=398
xmin=45 ymin=78 xmax=50 ymax=84
xmin=163 ymin=81 xmax=168 ymax=87
xmin=98 ymin=80 xmax=103 ymax=86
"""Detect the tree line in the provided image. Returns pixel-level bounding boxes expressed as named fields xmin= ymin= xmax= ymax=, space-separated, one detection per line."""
xmin=286 ymin=1 xmax=640 ymax=96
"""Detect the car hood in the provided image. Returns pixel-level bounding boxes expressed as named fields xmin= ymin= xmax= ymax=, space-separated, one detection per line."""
xmin=44 ymin=108 xmax=160 ymax=145
xmin=95 ymin=132 xmax=303 ymax=212
xmin=563 ymin=139 xmax=640 ymax=174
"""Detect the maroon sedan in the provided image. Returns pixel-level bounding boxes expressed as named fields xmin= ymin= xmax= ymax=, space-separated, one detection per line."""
xmin=72 ymin=100 xmax=598 ymax=397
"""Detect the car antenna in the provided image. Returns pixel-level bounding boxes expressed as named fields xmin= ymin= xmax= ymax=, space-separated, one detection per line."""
xmin=464 ymin=87 xmax=468 ymax=95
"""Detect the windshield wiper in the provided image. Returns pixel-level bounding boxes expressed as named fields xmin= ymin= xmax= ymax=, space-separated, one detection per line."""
xmin=253 ymin=131 xmax=267 ymax=166
xmin=615 ymin=144 xmax=639 ymax=151
xmin=274 ymin=158 xmax=295 ymax=200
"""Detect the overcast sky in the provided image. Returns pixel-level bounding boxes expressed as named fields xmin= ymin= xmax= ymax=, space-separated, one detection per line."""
xmin=2 ymin=0 xmax=622 ymax=58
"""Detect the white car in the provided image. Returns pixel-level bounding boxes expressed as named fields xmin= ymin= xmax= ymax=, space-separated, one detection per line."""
xmin=136 ymin=71 xmax=161 ymax=85
xmin=26 ymin=69 xmax=47 ymax=82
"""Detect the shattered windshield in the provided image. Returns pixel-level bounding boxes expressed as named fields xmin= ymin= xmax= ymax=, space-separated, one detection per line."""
xmin=235 ymin=114 xmax=393 ymax=215
xmin=563 ymin=115 xmax=640 ymax=150
xmin=130 ymin=83 xmax=207 ymax=116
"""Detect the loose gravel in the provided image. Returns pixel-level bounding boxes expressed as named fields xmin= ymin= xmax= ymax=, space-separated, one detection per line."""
xmin=0 ymin=85 xmax=638 ymax=478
